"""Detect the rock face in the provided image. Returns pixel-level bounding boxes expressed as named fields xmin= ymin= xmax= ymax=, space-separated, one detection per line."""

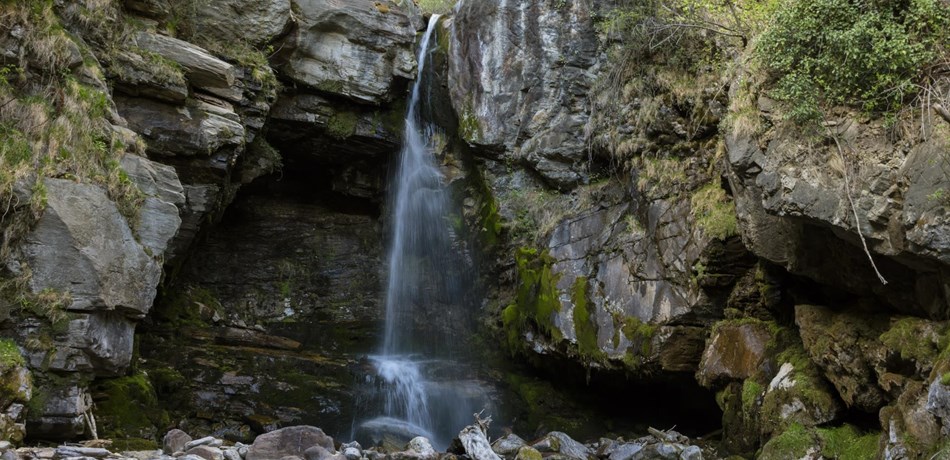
xmin=276 ymin=0 xmax=419 ymax=104
xmin=449 ymin=0 xmax=602 ymax=188
xmin=136 ymin=173 xmax=384 ymax=440
xmin=725 ymin=101 xmax=950 ymax=317
xmin=189 ymin=0 xmax=293 ymax=46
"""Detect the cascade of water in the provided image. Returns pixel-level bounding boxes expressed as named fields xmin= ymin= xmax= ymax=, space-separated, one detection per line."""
xmin=354 ymin=14 xmax=482 ymax=450
xmin=382 ymin=13 xmax=456 ymax=356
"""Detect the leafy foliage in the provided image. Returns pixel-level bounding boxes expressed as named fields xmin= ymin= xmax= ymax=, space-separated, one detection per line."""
xmin=757 ymin=0 xmax=950 ymax=123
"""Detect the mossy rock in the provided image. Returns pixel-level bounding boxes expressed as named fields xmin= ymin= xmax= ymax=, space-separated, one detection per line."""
xmin=503 ymin=248 xmax=563 ymax=353
xmin=758 ymin=345 xmax=843 ymax=438
xmin=0 ymin=339 xmax=31 ymax=407
xmin=758 ymin=423 xmax=820 ymax=460
xmin=93 ymin=371 xmax=170 ymax=442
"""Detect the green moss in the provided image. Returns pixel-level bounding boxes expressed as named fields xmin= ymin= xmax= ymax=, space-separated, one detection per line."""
xmin=503 ymin=248 xmax=564 ymax=355
xmin=880 ymin=317 xmax=942 ymax=365
xmin=95 ymin=371 xmax=170 ymax=441
xmin=741 ymin=379 xmax=763 ymax=414
xmin=817 ymin=424 xmax=879 ymax=460
xmin=759 ymin=423 xmax=818 ymax=460
xmin=478 ymin=196 xmax=504 ymax=248
xmin=326 ymin=111 xmax=359 ymax=140
xmin=942 ymin=372 xmax=950 ymax=386
xmin=572 ymin=277 xmax=604 ymax=363
xmin=0 ymin=339 xmax=25 ymax=368
xmin=758 ymin=344 xmax=840 ymax=435
xmin=690 ymin=183 xmax=738 ymax=240
xmin=620 ymin=317 xmax=656 ymax=370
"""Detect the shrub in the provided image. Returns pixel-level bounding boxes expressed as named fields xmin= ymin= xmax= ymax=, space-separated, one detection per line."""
xmin=757 ymin=0 xmax=950 ymax=123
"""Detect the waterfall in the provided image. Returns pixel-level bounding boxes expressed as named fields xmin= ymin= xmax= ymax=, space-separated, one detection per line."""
xmin=353 ymin=15 xmax=490 ymax=450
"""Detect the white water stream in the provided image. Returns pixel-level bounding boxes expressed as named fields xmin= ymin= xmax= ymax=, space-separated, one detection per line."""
xmin=353 ymin=15 xmax=487 ymax=450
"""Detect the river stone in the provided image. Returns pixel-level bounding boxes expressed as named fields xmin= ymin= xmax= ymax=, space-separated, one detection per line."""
xmin=408 ymin=437 xmax=435 ymax=457
xmin=20 ymin=178 xmax=160 ymax=318
xmin=0 ymin=451 xmax=12 ymax=460
xmin=164 ymin=429 xmax=193 ymax=454
xmin=247 ymin=426 xmax=334 ymax=460
xmin=697 ymin=321 xmax=774 ymax=387
xmin=185 ymin=445 xmax=225 ymax=460
xmin=491 ymin=433 xmax=526 ymax=456
xmin=277 ymin=0 xmax=417 ymax=104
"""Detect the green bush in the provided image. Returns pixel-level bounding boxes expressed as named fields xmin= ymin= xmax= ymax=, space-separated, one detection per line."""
xmin=757 ymin=0 xmax=950 ymax=123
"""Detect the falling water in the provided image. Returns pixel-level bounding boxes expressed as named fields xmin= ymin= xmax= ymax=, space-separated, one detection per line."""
xmin=353 ymin=15 xmax=488 ymax=450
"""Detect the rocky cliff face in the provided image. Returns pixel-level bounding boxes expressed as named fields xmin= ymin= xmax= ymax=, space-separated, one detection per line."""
xmin=0 ymin=0 xmax=418 ymax=444
xmin=1 ymin=0 xmax=949 ymax=457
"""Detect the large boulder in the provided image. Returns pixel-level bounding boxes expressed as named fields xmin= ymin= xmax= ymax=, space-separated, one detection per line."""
xmin=246 ymin=426 xmax=334 ymax=460
xmin=697 ymin=321 xmax=775 ymax=387
xmin=19 ymin=178 xmax=161 ymax=317
xmin=449 ymin=0 xmax=601 ymax=188
xmin=276 ymin=0 xmax=418 ymax=104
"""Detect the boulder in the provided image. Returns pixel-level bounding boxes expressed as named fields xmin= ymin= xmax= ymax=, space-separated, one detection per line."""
xmin=164 ymin=428 xmax=193 ymax=454
xmin=758 ymin=353 xmax=844 ymax=437
xmin=277 ymin=0 xmax=417 ymax=104
xmin=927 ymin=376 xmax=950 ymax=435
xmin=531 ymin=432 xmax=591 ymax=460
xmin=25 ymin=384 xmax=92 ymax=440
xmin=186 ymin=445 xmax=225 ymax=460
xmin=879 ymin=381 xmax=941 ymax=458
xmin=697 ymin=321 xmax=775 ymax=387
xmin=19 ymin=178 xmax=161 ymax=318
xmin=491 ymin=433 xmax=526 ymax=457
xmin=246 ymin=426 xmax=334 ymax=460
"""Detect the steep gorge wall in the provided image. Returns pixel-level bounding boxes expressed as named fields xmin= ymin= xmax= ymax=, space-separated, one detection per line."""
xmin=0 ymin=0 xmax=421 ymax=443
xmin=0 ymin=0 xmax=949 ymax=457
xmin=445 ymin=0 xmax=950 ymax=457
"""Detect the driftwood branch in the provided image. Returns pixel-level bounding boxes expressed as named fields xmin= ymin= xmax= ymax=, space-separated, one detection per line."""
xmin=934 ymin=103 xmax=950 ymax=124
